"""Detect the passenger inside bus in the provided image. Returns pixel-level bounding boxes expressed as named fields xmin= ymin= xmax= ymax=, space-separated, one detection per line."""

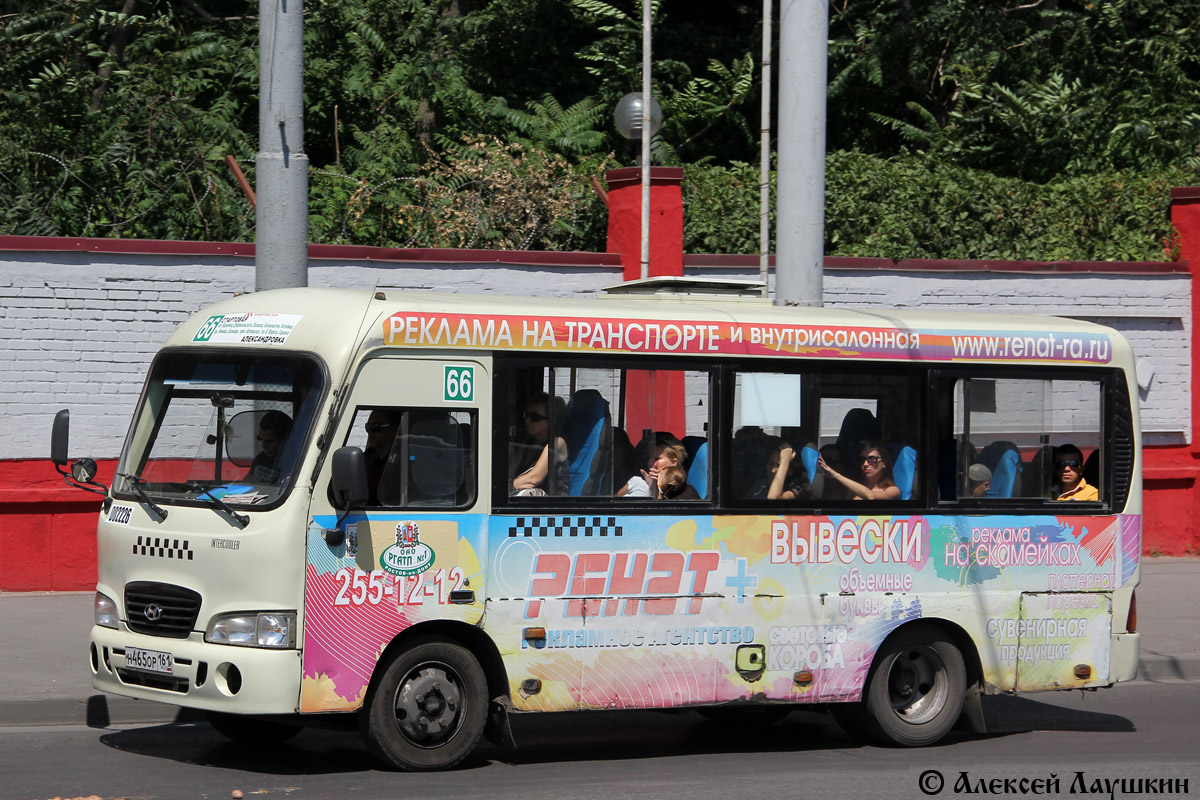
xmin=1053 ymin=443 xmax=1099 ymax=501
xmin=618 ymin=435 xmax=700 ymax=499
xmin=656 ymin=464 xmax=688 ymax=499
xmin=364 ymin=409 xmax=400 ymax=505
xmin=511 ymin=392 xmax=569 ymax=496
xmin=246 ymin=410 xmax=292 ymax=484
xmin=748 ymin=440 xmax=811 ymax=501
xmin=967 ymin=463 xmax=992 ymax=497
xmin=818 ymin=440 xmax=901 ymax=501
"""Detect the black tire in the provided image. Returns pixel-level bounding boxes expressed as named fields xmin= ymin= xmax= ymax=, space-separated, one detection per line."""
xmin=697 ymin=705 xmax=791 ymax=726
xmin=862 ymin=624 xmax=966 ymax=747
xmin=208 ymin=711 xmax=301 ymax=744
xmin=363 ymin=638 xmax=488 ymax=771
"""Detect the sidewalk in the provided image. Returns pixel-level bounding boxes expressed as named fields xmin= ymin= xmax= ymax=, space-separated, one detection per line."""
xmin=0 ymin=558 xmax=1196 ymax=727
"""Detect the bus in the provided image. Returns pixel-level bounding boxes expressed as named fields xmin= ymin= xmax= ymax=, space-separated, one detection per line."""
xmin=52 ymin=280 xmax=1141 ymax=770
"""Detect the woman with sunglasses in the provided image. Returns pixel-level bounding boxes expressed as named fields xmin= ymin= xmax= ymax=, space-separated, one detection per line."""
xmin=512 ymin=392 xmax=569 ymax=495
xmin=1052 ymin=444 xmax=1098 ymax=501
xmin=817 ymin=440 xmax=901 ymax=501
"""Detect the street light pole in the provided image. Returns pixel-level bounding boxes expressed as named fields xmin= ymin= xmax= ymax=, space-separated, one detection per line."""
xmin=256 ymin=0 xmax=308 ymax=291
xmin=774 ymin=0 xmax=827 ymax=307
xmin=640 ymin=0 xmax=653 ymax=280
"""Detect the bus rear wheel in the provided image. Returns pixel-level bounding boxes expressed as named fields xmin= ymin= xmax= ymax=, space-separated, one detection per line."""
xmin=862 ymin=624 xmax=966 ymax=747
xmin=364 ymin=638 xmax=488 ymax=771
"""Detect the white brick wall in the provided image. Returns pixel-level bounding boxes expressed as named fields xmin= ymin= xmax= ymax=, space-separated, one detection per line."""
xmin=1 ymin=248 xmax=1189 ymax=458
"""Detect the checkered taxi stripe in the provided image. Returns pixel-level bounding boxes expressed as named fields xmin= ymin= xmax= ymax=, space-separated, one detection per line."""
xmin=507 ymin=516 xmax=623 ymax=538
xmin=133 ymin=535 xmax=195 ymax=560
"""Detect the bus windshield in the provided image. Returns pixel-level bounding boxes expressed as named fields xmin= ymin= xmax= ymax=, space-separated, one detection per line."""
xmin=115 ymin=351 xmax=325 ymax=507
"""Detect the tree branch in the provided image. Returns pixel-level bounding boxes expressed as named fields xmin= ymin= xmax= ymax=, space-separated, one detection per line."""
xmin=89 ymin=0 xmax=139 ymax=113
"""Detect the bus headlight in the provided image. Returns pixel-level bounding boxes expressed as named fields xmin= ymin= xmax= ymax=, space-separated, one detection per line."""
xmin=95 ymin=592 xmax=119 ymax=629
xmin=205 ymin=612 xmax=296 ymax=649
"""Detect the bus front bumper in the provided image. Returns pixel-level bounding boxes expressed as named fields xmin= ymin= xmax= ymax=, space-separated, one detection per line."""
xmin=90 ymin=624 xmax=302 ymax=715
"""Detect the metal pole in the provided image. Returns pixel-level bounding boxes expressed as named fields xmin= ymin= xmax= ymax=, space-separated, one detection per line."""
xmin=759 ymin=0 xmax=773 ymax=290
xmin=256 ymin=0 xmax=308 ymax=291
xmin=774 ymin=0 xmax=827 ymax=306
xmin=640 ymin=0 xmax=652 ymax=280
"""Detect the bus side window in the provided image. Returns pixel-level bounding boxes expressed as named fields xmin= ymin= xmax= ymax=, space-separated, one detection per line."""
xmin=342 ymin=406 xmax=476 ymax=509
xmin=945 ymin=376 xmax=1103 ymax=503
xmin=505 ymin=363 xmax=711 ymax=503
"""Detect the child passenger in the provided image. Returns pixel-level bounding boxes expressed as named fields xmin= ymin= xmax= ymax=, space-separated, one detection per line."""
xmin=656 ymin=464 xmax=688 ymax=499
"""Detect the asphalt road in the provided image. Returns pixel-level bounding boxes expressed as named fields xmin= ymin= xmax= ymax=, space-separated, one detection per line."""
xmin=3 ymin=680 xmax=1197 ymax=800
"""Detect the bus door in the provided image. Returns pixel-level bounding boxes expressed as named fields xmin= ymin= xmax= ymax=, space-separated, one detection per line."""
xmin=300 ymin=355 xmax=489 ymax=713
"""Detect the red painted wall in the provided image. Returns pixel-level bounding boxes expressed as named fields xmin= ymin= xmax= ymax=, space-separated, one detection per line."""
xmin=0 ymin=459 xmax=115 ymax=591
xmin=605 ymin=167 xmax=685 ymax=281
xmin=1140 ymin=188 xmax=1200 ymax=556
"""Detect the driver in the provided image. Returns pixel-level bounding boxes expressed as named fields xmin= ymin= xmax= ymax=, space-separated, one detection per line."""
xmin=246 ymin=410 xmax=293 ymax=483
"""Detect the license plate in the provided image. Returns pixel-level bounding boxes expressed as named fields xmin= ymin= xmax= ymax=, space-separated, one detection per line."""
xmin=125 ymin=646 xmax=174 ymax=674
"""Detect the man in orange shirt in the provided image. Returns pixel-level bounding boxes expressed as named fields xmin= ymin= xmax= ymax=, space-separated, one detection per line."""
xmin=1053 ymin=444 xmax=1099 ymax=501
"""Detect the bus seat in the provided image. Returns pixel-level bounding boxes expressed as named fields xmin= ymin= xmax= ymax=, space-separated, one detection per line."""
xmin=685 ymin=441 xmax=709 ymax=499
xmin=837 ymin=408 xmax=881 ymax=464
xmin=889 ymin=444 xmax=918 ymax=500
xmin=565 ymin=389 xmax=612 ymax=496
xmin=408 ymin=413 xmax=464 ymax=504
xmin=938 ymin=439 xmax=977 ymax=500
xmin=733 ymin=429 xmax=771 ymax=497
xmin=937 ymin=440 xmax=957 ymax=500
xmin=979 ymin=441 xmax=1021 ymax=497
xmin=408 ymin=435 xmax=461 ymax=500
xmin=800 ymin=445 xmax=819 ymax=488
xmin=1083 ymin=449 xmax=1100 ymax=489
xmin=1024 ymin=446 xmax=1050 ymax=497
xmin=682 ymin=435 xmax=707 ymax=467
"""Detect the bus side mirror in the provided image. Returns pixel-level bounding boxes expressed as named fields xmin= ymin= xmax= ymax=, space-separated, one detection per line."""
xmin=332 ymin=446 xmax=369 ymax=509
xmin=52 ymin=409 xmax=70 ymax=466
xmin=72 ymin=458 xmax=99 ymax=484
xmin=327 ymin=446 xmax=369 ymax=546
xmin=51 ymin=408 xmax=109 ymax=506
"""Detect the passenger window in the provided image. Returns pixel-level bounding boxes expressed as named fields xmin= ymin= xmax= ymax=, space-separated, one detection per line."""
xmin=342 ymin=407 xmax=476 ymax=508
xmin=502 ymin=363 xmax=711 ymax=502
xmin=731 ymin=370 xmax=921 ymax=503
xmin=940 ymin=377 xmax=1102 ymax=502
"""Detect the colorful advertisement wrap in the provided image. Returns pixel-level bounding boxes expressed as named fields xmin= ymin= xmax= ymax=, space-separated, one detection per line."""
xmin=300 ymin=515 xmax=486 ymax=713
xmin=302 ymin=510 xmax=1137 ymax=714
xmin=382 ymin=311 xmax=1114 ymax=365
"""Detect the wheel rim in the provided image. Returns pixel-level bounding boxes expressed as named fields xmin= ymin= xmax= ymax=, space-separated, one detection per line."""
xmin=392 ymin=662 xmax=465 ymax=748
xmin=885 ymin=645 xmax=948 ymax=725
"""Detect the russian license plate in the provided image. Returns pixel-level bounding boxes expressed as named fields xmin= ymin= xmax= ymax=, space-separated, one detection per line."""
xmin=125 ymin=646 xmax=174 ymax=674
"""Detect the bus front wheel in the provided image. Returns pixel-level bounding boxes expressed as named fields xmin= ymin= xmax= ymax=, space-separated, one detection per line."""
xmin=364 ymin=638 xmax=488 ymax=771
xmin=863 ymin=624 xmax=966 ymax=747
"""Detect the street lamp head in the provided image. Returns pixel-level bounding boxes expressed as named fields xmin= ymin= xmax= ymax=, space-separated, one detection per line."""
xmin=614 ymin=92 xmax=663 ymax=141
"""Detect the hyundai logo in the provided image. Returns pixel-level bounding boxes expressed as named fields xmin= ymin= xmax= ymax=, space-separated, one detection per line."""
xmin=143 ymin=603 xmax=164 ymax=622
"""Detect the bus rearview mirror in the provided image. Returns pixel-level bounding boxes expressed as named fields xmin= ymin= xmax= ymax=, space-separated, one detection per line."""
xmin=331 ymin=446 xmax=369 ymax=509
xmin=51 ymin=409 xmax=70 ymax=466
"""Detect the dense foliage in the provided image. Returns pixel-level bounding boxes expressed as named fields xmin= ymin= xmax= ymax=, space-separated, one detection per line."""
xmin=2 ymin=0 xmax=1198 ymax=259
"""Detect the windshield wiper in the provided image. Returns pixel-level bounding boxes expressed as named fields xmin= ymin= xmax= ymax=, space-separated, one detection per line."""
xmin=116 ymin=473 xmax=169 ymax=523
xmin=193 ymin=487 xmax=250 ymax=529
